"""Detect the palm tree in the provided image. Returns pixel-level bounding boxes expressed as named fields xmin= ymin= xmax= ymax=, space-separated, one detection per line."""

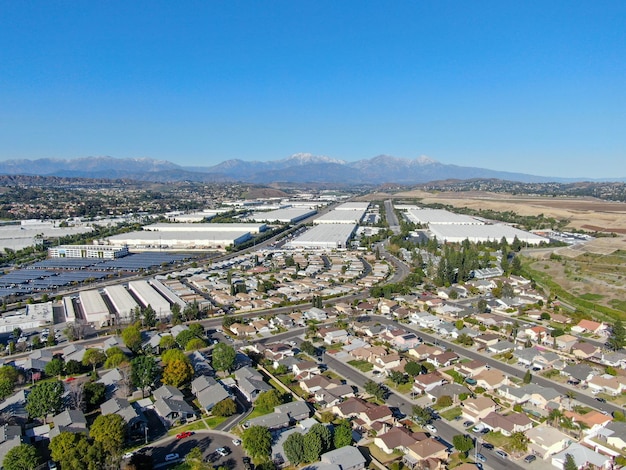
xmin=560 ymin=416 xmax=576 ymax=436
xmin=566 ymin=390 xmax=576 ymax=410
xmin=548 ymin=409 xmax=563 ymax=427
xmin=576 ymin=421 xmax=590 ymax=440
xmin=510 ymin=432 xmax=529 ymax=453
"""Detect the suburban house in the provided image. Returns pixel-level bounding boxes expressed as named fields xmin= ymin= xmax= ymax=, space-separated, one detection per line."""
xmin=319 ymin=446 xmax=366 ymax=470
xmin=474 ymin=369 xmax=507 ymax=391
xmin=480 ymin=411 xmax=533 ymax=436
xmin=571 ymin=319 xmax=607 ymax=336
xmin=49 ymin=409 xmax=88 ymax=439
xmin=413 ymin=373 xmax=447 ymax=394
xmin=563 ymin=410 xmax=612 ymax=437
xmin=525 ymin=425 xmax=572 ymax=459
xmin=461 ymin=396 xmax=498 ymax=422
xmin=551 ymin=443 xmax=611 ymax=470
xmin=101 ymin=397 xmax=147 ymax=433
xmin=455 ymin=360 xmax=488 ymax=378
xmin=571 ymin=342 xmax=601 ymax=360
xmin=374 ymin=427 xmax=427 ymax=455
xmin=406 ymin=438 xmax=448 ymax=466
xmin=191 ymin=376 xmax=231 ymax=413
xmin=234 ymin=366 xmax=272 ymax=403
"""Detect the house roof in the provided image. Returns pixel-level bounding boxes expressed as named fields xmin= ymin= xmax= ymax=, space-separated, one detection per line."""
xmin=320 ymin=446 xmax=366 ymax=468
xmin=377 ymin=426 xmax=421 ymax=449
xmin=408 ymin=438 xmax=447 ymax=458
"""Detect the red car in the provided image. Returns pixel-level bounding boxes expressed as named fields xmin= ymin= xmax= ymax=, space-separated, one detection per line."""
xmin=176 ymin=431 xmax=193 ymax=440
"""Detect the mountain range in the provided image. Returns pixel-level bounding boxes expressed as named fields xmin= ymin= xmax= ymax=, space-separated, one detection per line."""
xmin=0 ymin=154 xmax=618 ymax=184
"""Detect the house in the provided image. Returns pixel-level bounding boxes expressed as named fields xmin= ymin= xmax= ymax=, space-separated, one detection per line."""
xmin=427 ymin=383 xmax=469 ymax=403
xmin=349 ymin=346 xmax=387 ymax=363
xmin=300 ymin=375 xmax=341 ymax=394
xmin=0 ymin=425 xmax=22 ymax=466
xmin=154 ymin=395 xmax=197 ymax=425
xmin=563 ymin=410 xmax=612 ymax=437
xmin=313 ymin=384 xmax=355 ymax=407
xmin=229 ymin=322 xmax=256 ymax=337
xmin=525 ymin=424 xmax=571 ymax=459
xmin=409 ymin=311 xmax=441 ymax=329
xmin=413 ymin=373 xmax=447 ymax=394
xmin=474 ymin=334 xmax=501 ymax=348
xmin=408 ymin=344 xmax=445 ymax=361
xmin=332 ymin=397 xmax=372 ymax=419
xmin=373 ymin=354 xmax=402 ymax=374
xmin=101 ymin=397 xmax=146 ymax=432
xmin=554 ymin=334 xmax=578 ymax=351
xmin=571 ymin=342 xmax=600 ymax=360
xmin=571 ymin=319 xmax=606 ymax=336
xmin=461 ymin=396 xmax=498 ymax=422
xmin=245 ymin=400 xmax=312 ymax=431
xmin=358 ymin=405 xmax=393 ymax=428
xmin=191 ymin=376 xmax=231 ymax=413
xmin=455 ymin=360 xmax=488 ymax=378
xmin=481 ymin=411 xmax=533 ymax=436
xmin=49 ymin=409 xmax=88 ymax=439
xmin=319 ymin=446 xmax=366 ymax=470
xmin=524 ymin=326 xmax=549 ymax=343
xmin=425 ymin=351 xmax=459 ymax=368
xmin=322 ymin=328 xmax=349 ymax=345
xmin=234 ymin=366 xmax=272 ymax=403
xmin=551 ymin=443 xmax=611 ymax=469
xmin=596 ymin=421 xmax=626 ymax=450
xmin=474 ymin=369 xmax=507 ymax=391
xmin=304 ymin=307 xmax=328 ymax=321
xmin=560 ymin=364 xmax=595 ymax=384
xmin=406 ymin=437 xmax=448 ymax=463
xmin=374 ymin=427 xmax=425 ymax=454
xmin=263 ymin=343 xmax=295 ymax=361
xmin=587 ymin=374 xmax=626 ymax=396
xmin=292 ymin=360 xmax=321 ymax=380
xmin=392 ymin=333 xmax=422 ymax=350
xmin=487 ymin=340 xmax=517 ymax=354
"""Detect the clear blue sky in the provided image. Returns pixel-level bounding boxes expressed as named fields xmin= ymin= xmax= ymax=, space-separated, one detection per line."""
xmin=1 ymin=1 xmax=624 ymax=178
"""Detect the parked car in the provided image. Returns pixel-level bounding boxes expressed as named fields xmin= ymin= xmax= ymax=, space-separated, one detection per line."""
xmin=216 ymin=447 xmax=230 ymax=457
xmin=232 ymin=438 xmax=242 ymax=446
xmin=425 ymin=424 xmax=437 ymax=433
xmin=176 ymin=431 xmax=193 ymax=439
xmin=596 ymin=397 xmax=607 ymax=403
xmin=481 ymin=443 xmax=494 ymax=450
xmin=463 ymin=421 xmax=474 ymax=428
xmin=495 ymin=450 xmax=509 ymax=459
xmin=165 ymin=453 xmax=179 ymax=462
xmin=476 ymin=453 xmax=487 ymax=463
xmin=524 ymin=454 xmax=537 ymax=463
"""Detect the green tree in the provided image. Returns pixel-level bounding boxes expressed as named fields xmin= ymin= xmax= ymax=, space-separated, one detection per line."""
xmin=364 ymin=380 xmax=386 ymax=401
xmin=404 ymin=361 xmax=422 ymax=377
xmin=65 ymin=359 xmax=82 ymax=375
xmin=171 ymin=303 xmax=182 ymax=325
xmin=255 ymin=390 xmax=285 ymax=413
xmin=3 ymin=443 xmax=40 ymax=470
xmin=0 ymin=379 xmax=14 ymax=400
xmin=242 ymin=425 xmax=272 ymax=460
xmin=82 ymin=348 xmax=106 ymax=372
xmin=412 ymin=405 xmax=434 ymax=425
xmin=175 ymin=330 xmax=196 ymax=349
xmin=131 ymin=356 xmax=161 ymax=398
xmin=283 ymin=432 xmax=305 ymax=465
xmin=45 ymin=358 xmax=65 ymax=378
xmin=212 ymin=398 xmax=237 ymax=417
xmin=303 ymin=430 xmax=323 ymax=463
xmin=185 ymin=447 xmax=204 ymax=470
xmin=333 ymin=420 xmax=353 ymax=448
xmin=162 ymin=358 xmax=194 ymax=387
xmin=608 ymin=319 xmax=626 ymax=351
xmin=388 ymin=370 xmax=408 ymax=385
xmin=90 ymin=414 xmax=126 ymax=456
xmin=523 ymin=369 xmax=532 ymax=384
xmin=564 ymin=453 xmax=577 ymax=470
xmin=185 ymin=338 xmax=207 ymax=351
xmin=212 ymin=343 xmax=236 ymax=373
xmin=0 ymin=366 xmax=19 ymax=388
xmin=161 ymin=348 xmax=189 ymax=365
xmin=452 ymin=434 xmax=474 ymax=455
xmin=26 ymin=380 xmax=64 ymax=418
xmin=84 ymin=381 xmax=107 ymax=409
xmin=121 ymin=324 xmax=142 ymax=352
xmin=308 ymin=423 xmax=332 ymax=453
xmin=159 ymin=335 xmax=177 ymax=351
xmin=299 ymin=341 xmax=317 ymax=356
xmin=142 ymin=305 xmax=157 ymax=328
xmin=104 ymin=351 xmax=127 ymax=369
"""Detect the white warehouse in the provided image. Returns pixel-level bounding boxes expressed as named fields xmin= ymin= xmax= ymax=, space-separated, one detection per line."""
xmin=287 ymin=224 xmax=357 ymax=250
xmin=104 ymin=284 xmax=140 ymax=323
xmin=405 ymin=208 xmax=482 ymax=225
xmin=128 ymin=280 xmax=171 ymax=319
xmin=247 ymin=208 xmax=317 ymax=224
xmin=429 ymin=224 xmax=549 ymax=245
xmin=79 ymin=290 xmax=111 ymax=328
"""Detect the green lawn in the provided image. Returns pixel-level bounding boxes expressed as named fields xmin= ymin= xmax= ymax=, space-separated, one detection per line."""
xmin=347 ymin=359 xmax=374 ymax=372
xmin=440 ymin=406 xmax=463 ymax=421
xmin=204 ymin=416 xmax=227 ymax=429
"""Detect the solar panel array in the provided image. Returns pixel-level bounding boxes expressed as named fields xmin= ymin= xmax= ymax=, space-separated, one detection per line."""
xmin=0 ymin=252 xmax=190 ymax=298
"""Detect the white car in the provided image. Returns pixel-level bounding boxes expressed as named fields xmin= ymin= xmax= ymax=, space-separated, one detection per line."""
xmin=122 ymin=452 xmax=134 ymax=460
xmin=425 ymin=424 xmax=437 ymax=433
xmin=232 ymin=438 xmax=242 ymax=446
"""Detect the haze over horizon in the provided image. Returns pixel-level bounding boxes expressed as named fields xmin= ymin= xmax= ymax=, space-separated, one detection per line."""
xmin=1 ymin=1 xmax=624 ymax=179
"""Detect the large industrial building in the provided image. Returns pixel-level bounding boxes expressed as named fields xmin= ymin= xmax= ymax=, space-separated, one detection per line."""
xmin=247 ymin=208 xmax=317 ymax=224
xmin=48 ymin=244 xmax=129 ymax=259
xmin=105 ymin=222 xmax=267 ymax=251
xmin=287 ymin=224 xmax=357 ymax=250
xmin=128 ymin=280 xmax=172 ymax=319
xmin=314 ymin=210 xmax=366 ymax=225
xmin=104 ymin=285 xmax=140 ymax=322
xmin=334 ymin=202 xmax=370 ymax=211
xmin=79 ymin=290 xmax=111 ymax=327
xmin=428 ymin=224 xmax=549 ymax=245
xmin=405 ymin=208 xmax=482 ymax=225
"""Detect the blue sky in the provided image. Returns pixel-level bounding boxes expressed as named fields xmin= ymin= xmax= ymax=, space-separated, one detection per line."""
xmin=1 ymin=1 xmax=625 ymax=179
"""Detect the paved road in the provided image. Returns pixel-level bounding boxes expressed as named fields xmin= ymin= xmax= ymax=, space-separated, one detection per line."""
xmin=384 ymin=199 xmax=401 ymax=234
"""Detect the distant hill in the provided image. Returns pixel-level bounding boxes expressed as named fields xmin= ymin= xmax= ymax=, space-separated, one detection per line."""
xmin=0 ymin=153 xmax=621 ymax=184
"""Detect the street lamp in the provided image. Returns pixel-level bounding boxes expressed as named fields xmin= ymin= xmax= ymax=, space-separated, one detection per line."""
xmin=145 ymin=425 xmax=149 ymax=444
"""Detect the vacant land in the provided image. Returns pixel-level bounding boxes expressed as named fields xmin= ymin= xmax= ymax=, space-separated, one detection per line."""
xmin=387 ymin=190 xmax=626 ymax=318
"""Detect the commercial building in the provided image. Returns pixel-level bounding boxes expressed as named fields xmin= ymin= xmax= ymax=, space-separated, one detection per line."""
xmin=48 ymin=244 xmax=129 ymax=259
xmin=107 ymin=231 xmax=251 ymax=251
xmin=247 ymin=208 xmax=317 ymax=224
xmin=128 ymin=280 xmax=171 ymax=319
xmin=79 ymin=290 xmax=111 ymax=328
xmin=143 ymin=223 xmax=267 ymax=234
xmin=104 ymin=285 xmax=140 ymax=322
xmin=429 ymin=224 xmax=549 ymax=245
xmin=287 ymin=224 xmax=357 ymax=250
xmin=314 ymin=210 xmax=366 ymax=225
xmin=405 ymin=208 xmax=482 ymax=225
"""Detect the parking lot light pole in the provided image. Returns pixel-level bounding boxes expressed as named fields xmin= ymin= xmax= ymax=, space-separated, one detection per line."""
xmin=145 ymin=426 xmax=149 ymax=444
